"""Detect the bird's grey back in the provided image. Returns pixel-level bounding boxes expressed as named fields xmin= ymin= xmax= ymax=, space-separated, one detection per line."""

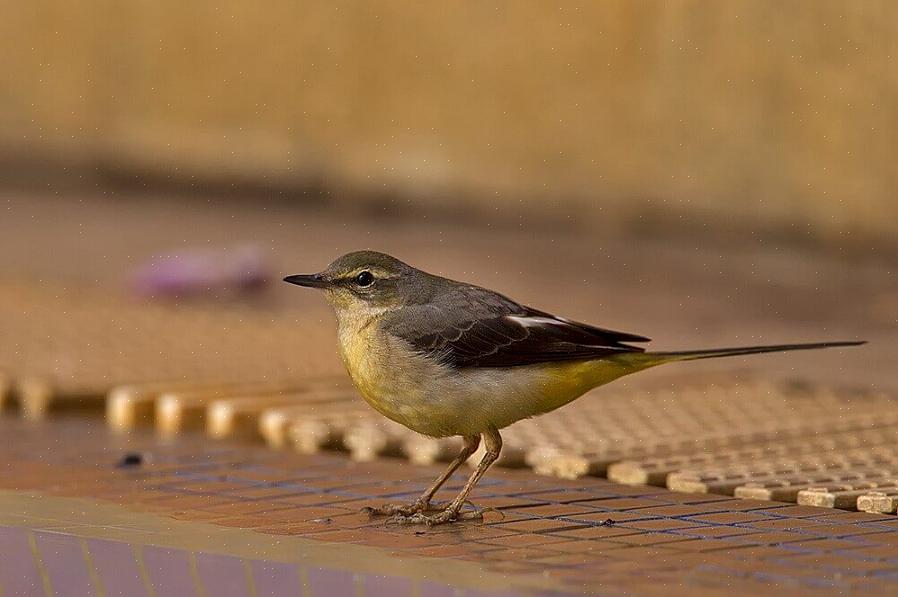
xmin=382 ymin=270 xmax=648 ymax=368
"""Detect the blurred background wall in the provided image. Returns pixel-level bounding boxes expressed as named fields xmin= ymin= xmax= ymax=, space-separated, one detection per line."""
xmin=1 ymin=1 xmax=895 ymax=247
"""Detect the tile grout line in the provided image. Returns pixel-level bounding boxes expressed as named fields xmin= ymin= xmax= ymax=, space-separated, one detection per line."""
xmin=132 ymin=544 xmax=157 ymax=597
xmin=187 ymin=551 xmax=208 ymax=597
xmin=27 ymin=531 xmax=54 ymax=597
xmin=80 ymin=537 xmax=107 ymax=597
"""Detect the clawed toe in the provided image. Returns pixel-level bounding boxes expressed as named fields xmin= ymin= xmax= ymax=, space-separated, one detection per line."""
xmin=384 ymin=507 xmax=484 ymax=526
xmin=385 ymin=511 xmax=447 ymax=526
xmin=362 ymin=500 xmax=429 ymax=517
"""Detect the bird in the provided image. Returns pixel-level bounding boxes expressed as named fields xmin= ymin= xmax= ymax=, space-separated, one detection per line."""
xmin=284 ymin=250 xmax=865 ymax=525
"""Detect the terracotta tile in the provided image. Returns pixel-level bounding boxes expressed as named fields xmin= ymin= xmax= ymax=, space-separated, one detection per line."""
xmin=490 ymin=518 xmax=589 ymax=534
xmin=356 ymin=533 xmax=450 ymax=549
xmin=217 ymin=469 xmax=309 ymax=484
xmin=640 ymin=491 xmax=740 ymax=505
xmin=661 ymin=538 xmax=761 ymax=553
xmin=844 ymin=545 xmax=898 ymax=561
xmin=311 ymin=513 xmax=386 ymax=530
xmin=515 ymin=489 xmax=617 ymax=503
xmin=812 ymin=511 xmax=896 ymax=524
xmin=854 ymin=518 xmax=898 ymax=529
xmin=414 ymin=545 xmax=475 ymax=558
xmin=641 ymin=551 xmax=727 ymax=569
xmin=212 ymin=506 xmax=353 ymax=528
xmin=547 ymin=525 xmax=645 ymax=540
xmin=413 ymin=524 xmax=520 ymax=541
xmin=97 ymin=489 xmax=173 ymax=505
xmin=847 ymin=579 xmax=898 ymax=592
xmin=673 ymin=526 xmax=759 ymax=539
xmin=280 ymin=506 xmax=356 ymax=520
xmin=618 ymin=518 xmax=708 ymax=532
xmin=543 ymin=539 xmax=638 ymax=554
xmin=476 ymin=533 xmax=569 ymax=548
xmin=480 ymin=511 xmax=535 ymax=526
xmin=718 ymin=499 xmax=790 ymax=512
xmin=393 ymin=536 xmax=476 ymax=557
xmin=175 ymin=481 xmax=254 ymax=493
xmin=230 ymin=486 xmax=311 ymax=500
xmin=782 ymin=553 xmax=898 ymax=575
xmin=307 ymin=529 xmax=378 ymax=543
xmin=143 ymin=494 xmax=235 ymax=510
xmin=463 ymin=542 xmax=512 ymax=554
xmin=335 ymin=515 xmax=402 ymax=532
xmin=595 ymin=484 xmax=664 ymax=497
xmin=299 ymin=477 xmax=374 ymax=491
xmin=577 ymin=497 xmax=666 ymax=510
xmin=731 ymin=531 xmax=815 ymax=546
xmin=799 ymin=523 xmax=894 ymax=538
xmin=167 ymin=510 xmax=227 ymax=522
xmin=687 ymin=511 xmax=772 ymax=525
xmin=275 ymin=493 xmax=366 ymax=507
xmin=561 ymin=510 xmax=657 ymax=524
xmin=517 ymin=503 xmax=600 ymax=517
xmin=253 ymin=520 xmax=342 ymax=535
xmin=846 ymin=532 xmax=898 ymax=547
xmin=606 ymin=533 xmax=697 ymax=547
xmin=393 ymin=530 xmax=475 ymax=549
xmin=752 ymin=505 xmax=832 ymax=518
xmin=479 ymin=547 xmax=558 ymax=562
xmin=532 ymin=552 xmax=614 ymax=566
xmin=200 ymin=502 xmax=295 ymax=516
xmin=635 ymin=503 xmax=732 ymax=518
xmin=11 ymin=414 xmax=898 ymax=595
xmin=606 ymin=546 xmax=702 ymax=563
xmin=213 ymin=516 xmax=274 ymax=528
xmin=730 ymin=546 xmax=807 ymax=559
xmin=704 ymin=558 xmax=850 ymax=584
xmin=481 ymin=560 xmax=543 ymax=574
xmin=785 ymin=538 xmax=871 ymax=552
xmin=468 ymin=496 xmax=547 ymax=510
xmin=742 ymin=518 xmax=822 ymax=531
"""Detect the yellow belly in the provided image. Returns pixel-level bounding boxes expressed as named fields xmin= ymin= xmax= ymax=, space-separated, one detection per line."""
xmin=337 ymin=320 xmax=437 ymax=432
xmin=337 ymin=320 xmax=643 ymax=437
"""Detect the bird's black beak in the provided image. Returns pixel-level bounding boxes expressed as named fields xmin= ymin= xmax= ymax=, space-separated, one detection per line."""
xmin=283 ymin=273 xmax=330 ymax=289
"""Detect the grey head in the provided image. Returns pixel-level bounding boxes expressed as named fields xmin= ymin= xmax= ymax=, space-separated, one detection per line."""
xmin=283 ymin=250 xmax=441 ymax=310
xmin=284 ymin=250 xmax=654 ymax=369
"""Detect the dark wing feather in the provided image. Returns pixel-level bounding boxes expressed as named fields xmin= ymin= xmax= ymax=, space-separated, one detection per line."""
xmin=384 ymin=285 xmax=649 ymax=368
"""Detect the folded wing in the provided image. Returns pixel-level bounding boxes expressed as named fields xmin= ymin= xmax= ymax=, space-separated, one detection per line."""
xmin=385 ymin=285 xmax=649 ymax=368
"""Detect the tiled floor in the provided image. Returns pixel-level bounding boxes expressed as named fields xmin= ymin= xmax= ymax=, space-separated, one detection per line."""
xmin=1 ymin=195 xmax=896 ymax=595
xmin=2 ymin=278 xmax=896 ymax=514
xmin=3 ymin=418 xmax=898 ymax=595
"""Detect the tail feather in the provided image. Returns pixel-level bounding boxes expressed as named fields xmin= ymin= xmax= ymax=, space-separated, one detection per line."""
xmin=646 ymin=340 xmax=866 ymax=363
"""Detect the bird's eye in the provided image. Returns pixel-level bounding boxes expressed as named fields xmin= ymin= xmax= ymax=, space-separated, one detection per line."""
xmin=354 ymin=270 xmax=374 ymax=287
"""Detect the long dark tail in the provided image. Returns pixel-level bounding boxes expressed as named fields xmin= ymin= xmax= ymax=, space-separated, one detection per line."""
xmin=644 ymin=340 xmax=866 ymax=364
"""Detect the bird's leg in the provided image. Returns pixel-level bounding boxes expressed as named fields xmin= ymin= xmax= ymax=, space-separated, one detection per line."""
xmin=387 ymin=428 xmax=501 ymax=525
xmin=363 ymin=434 xmax=481 ymax=516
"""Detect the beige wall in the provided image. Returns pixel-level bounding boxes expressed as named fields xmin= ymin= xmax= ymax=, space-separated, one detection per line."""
xmin=1 ymin=1 xmax=895 ymax=242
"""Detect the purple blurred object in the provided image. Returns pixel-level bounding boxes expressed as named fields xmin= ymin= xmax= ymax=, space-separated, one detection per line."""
xmin=131 ymin=245 xmax=270 ymax=298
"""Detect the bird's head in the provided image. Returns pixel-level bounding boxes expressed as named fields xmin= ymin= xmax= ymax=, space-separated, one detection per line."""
xmin=284 ymin=251 xmax=425 ymax=314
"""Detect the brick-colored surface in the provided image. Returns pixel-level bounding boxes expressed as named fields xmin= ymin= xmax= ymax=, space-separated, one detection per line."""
xmin=3 ymin=418 xmax=898 ymax=594
xmin=2 ymin=279 xmax=895 ymax=518
xmin=1 ymin=196 xmax=896 ymax=594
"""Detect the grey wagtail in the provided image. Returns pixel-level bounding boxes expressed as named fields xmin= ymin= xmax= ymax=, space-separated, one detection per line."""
xmin=284 ymin=251 xmax=864 ymax=525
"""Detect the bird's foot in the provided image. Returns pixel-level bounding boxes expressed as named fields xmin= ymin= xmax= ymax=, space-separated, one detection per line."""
xmin=384 ymin=505 xmax=484 ymax=526
xmin=362 ymin=498 xmax=436 ymax=517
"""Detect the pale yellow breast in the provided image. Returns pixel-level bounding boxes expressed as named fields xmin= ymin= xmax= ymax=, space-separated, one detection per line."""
xmin=336 ymin=311 xmax=451 ymax=435
xmin=334 ymin=309 xmax=647 ymax=438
